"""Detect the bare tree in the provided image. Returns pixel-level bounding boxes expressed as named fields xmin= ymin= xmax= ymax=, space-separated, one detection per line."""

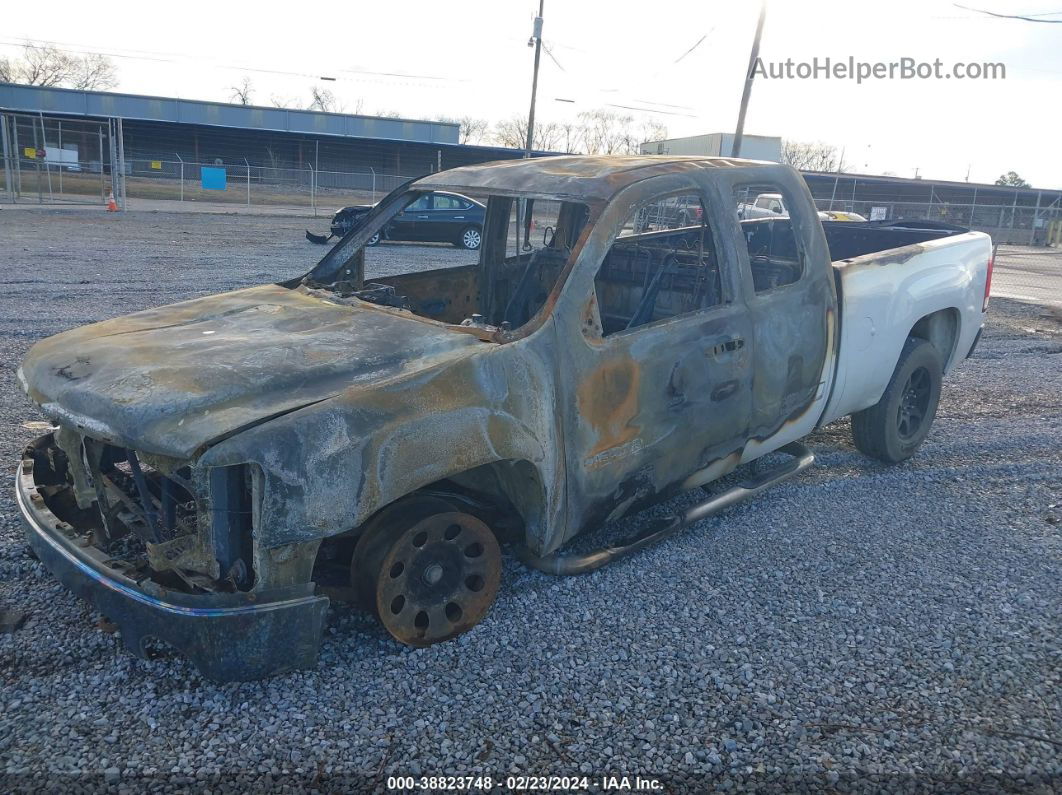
xmin=308 ymin=86 xmax=339 ymax=112
xmin=488 ymin=108 xmax=665 ymax=155
xmin=639 ymin=119 xmax=668 ymax=149
xmin=533 ymin=121 xmax=562 ymax=151
xmin=490 ymin=116 xmax=564 ymax=151
xmin=557 ymin=120 xmax=583 ymax=154
xmin=781 ymin=140 xmax=845 ymax=172
xmin=230 ymin=77 xmax=254 ymax=106
xmin=459 ymin=117 xmax=489 ymax=145
xmin=375 ymin=109 xmax=404 ymax=118
xmin=1 ymin=43 xmax=117 ymax=90
xmin=492 ymin=116 xmax=529 ymax=149
xmin=69 ymin=52 xmax=118 ymax=90
xmin=435 ymin=116 xmax=490 ymax=146
xmin=578 ymin=109 xmax=639 ymax=155
xmin=13 ymin=43 xmax=73 ymax=86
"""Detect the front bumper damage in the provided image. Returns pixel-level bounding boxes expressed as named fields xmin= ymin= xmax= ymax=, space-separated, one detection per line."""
xmin=16 ymin=434 xmax=329 ymax=682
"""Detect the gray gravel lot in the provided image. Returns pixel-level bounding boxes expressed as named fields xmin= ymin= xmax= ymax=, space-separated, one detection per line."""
xmin=0 ymin=209 xmax=1059 ymax=792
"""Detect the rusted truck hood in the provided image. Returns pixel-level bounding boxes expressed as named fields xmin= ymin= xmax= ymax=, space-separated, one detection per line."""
xmin=19 ymin=284 xmax=482 ymax=459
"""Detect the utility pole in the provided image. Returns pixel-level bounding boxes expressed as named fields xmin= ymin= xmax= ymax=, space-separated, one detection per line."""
xmin=525 ymin=0 xmax=545 ymax=158
xmin=730 ymin=0 xmax=767 ymax=158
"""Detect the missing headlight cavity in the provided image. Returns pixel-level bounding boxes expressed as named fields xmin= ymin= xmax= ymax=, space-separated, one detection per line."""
xmin=29 ymin=431 xmax=255 ymax=594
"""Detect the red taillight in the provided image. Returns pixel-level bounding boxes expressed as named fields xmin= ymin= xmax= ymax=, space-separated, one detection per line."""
xmin=695 ymin=206 xmax=703 ymax=219
xmin=982 ymin=249 xmax=994 ymax=312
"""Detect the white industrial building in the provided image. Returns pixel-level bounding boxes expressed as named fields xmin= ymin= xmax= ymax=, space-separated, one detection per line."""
xmin=640 ymin=132 xmax=782 ymax=162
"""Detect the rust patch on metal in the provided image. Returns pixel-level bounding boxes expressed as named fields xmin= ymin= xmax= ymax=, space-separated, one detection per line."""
xmin=577 ymin=357 xmax=642 ymax=466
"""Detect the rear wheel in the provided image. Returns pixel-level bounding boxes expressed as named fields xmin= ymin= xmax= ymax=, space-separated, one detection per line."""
xmin=366 ymin=230 xmax=382 ymax=246
xmin=352 ymin=496 xmax=501 ymax=646
xmin=851 ymin=337 xmax=943 ymax=463
xmin=458 ymin=226 xmax=482 ymax=250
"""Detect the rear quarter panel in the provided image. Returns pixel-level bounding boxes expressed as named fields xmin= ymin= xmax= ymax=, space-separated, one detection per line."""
xmin=821 ymin=231 xmax=992 ymax=424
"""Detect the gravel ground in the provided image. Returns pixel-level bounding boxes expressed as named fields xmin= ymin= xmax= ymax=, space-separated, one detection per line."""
xmin=0 ymin=209 xmax=1059 ymax=792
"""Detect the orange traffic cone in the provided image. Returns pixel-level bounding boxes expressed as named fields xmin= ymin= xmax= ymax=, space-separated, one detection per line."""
xmin=106 ymin=191 xmax=118 ymax=212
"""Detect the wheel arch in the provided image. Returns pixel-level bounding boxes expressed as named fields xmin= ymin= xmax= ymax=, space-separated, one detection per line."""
xmin=361 ymin=457 xmax=552 ymax=554
xmin=907 ymin=307 xmax=961 ymax=372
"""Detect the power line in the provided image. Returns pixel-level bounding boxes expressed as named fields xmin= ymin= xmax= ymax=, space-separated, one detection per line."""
xmin=0 ymin=34 xmax=704 ymax=123
xmin=0 ymin=36 xmax=475 ymax=88
xmin=673 ymin=34 xmax=708 ymax=64
xmin=541 ymin=42 xmax=566 ymax=73
xmin=953 ymin=4 xmax=1062 ymax=22
xmin=604 ymin=102 xmax=697 ymax=118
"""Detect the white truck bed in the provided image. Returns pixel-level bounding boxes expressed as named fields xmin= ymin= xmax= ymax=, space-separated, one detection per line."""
xmin=822 ymin=229 xmax=993 ymax=424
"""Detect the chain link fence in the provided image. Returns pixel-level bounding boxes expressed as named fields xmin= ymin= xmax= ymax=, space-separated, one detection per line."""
xmin=2 ymin=111 xmax=424 ymax=215
xmin=813 ymin=198 xmax=1062 ymax=246
xmin=119 ymin=157 xmax=416 ymax=215
xmin=1 ymin=112 xmax=123 ymax=206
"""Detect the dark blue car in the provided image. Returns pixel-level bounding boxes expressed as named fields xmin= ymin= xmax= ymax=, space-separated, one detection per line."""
xmin=315 ymin=190 xmax=486 ymax=250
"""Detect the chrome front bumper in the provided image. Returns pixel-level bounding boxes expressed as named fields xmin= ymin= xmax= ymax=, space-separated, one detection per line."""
xmin=16 ymin=436 xmax=329 ymax=682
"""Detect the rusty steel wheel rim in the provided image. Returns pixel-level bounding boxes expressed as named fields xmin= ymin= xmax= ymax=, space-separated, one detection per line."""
xmin=373 ymin=511 xmax=501 ymax=647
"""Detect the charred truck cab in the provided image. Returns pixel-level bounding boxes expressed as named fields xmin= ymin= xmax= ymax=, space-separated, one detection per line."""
xmin=17 ymin=156 xmax=992 ymax=680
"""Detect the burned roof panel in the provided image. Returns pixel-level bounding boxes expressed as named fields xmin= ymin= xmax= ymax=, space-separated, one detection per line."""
xmin=414 ymin=154 xmax=778 ymax=200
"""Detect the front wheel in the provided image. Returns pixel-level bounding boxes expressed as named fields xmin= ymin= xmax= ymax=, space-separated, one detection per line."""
xmin=458 ymin=225 xmax=482 ymax=250
xmin=352 ymin=496 xmax=501 ymax=646
xmin=851 ymin=337 xmax=943 ymax=463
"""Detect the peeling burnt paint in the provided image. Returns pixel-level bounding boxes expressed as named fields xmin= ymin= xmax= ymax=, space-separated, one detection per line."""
xmin=13 ymin=154 xmax=975 ymax=679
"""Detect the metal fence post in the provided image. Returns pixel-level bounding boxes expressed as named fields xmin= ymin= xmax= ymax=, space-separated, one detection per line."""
xmin=244 ymin=158 xmax=251 ymax=206
xmin=176 ymin=153 xmax=184 ymax=201
xmin=57 ymin=119 xmax=63 ymax=196
xmin=31 ymin=113 xmax=42 ymax=204
xmin=40 ymin=113 xmax=54 ymax=199
xmin=116 ymin=117 xmax=127 ymax=210
xmin=108 ymin=120 xmax=118 ymax=207
xmin=98 ymin=128 xmax=105 ymax=201
xmin=13 ymin=119 xmax=22 ymax=198
xmin=0 ymin=114 xmax=13 ymax=203
xmin=307 ymin=163 xmax=316 ymax=217
xmin=370 ymin=167 xmax=376 ymax=204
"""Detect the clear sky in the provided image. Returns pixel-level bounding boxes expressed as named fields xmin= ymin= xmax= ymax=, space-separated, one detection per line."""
xmin=3 ymin=0 xmax=1059 ymax=188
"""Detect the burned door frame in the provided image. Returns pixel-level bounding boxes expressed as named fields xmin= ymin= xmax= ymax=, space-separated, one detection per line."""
xmin=713 ymin=166 xmax=838 ymax=459
xmin=552 ymin=172 xmax=755 ymax=541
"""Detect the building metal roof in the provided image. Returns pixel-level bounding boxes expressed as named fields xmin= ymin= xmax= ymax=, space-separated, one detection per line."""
xmin=0 ymin=82 xmax=459 ymax=146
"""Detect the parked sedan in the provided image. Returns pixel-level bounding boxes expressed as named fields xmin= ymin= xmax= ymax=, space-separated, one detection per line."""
xmin=308 ymin=191 xmax=486 ymax=249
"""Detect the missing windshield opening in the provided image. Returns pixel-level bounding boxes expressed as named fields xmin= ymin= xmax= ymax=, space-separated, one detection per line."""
xmin=309 ymin=190 xmax=590 ymax=337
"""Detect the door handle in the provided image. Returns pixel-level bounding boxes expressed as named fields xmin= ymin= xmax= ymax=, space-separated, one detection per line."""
xmin=709 ymin=338 xmax=745 ymax=357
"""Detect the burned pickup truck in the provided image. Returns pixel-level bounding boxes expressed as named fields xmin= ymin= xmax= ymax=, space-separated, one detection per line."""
xmin=17 ymin=156 xmax=993 ymax=680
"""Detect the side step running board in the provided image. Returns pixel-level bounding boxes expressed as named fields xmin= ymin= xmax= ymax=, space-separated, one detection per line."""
xmin=518 ymin=442 xmax=814 ymax=576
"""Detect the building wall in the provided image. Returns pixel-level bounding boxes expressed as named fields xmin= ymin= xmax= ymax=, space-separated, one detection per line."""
xmin=116 ymin=120 xmax=529 ymax=177
xmin=640 ymin=133 xmax=782 ymax=161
